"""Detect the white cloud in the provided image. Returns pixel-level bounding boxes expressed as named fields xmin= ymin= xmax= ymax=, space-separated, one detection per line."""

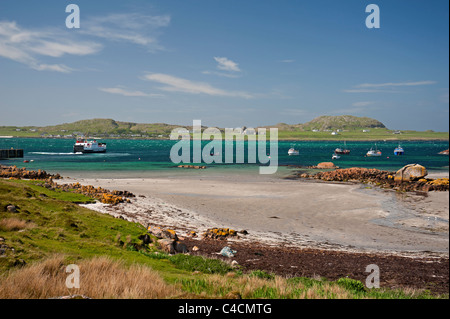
xmin=356 ymin=81 xmax=437 ymax=88
xmin=279 ymin=59 xmax=295 ymax=63
xmin=202 ymin=70 xmax=241 ymax=78
xmin=343 ymin=89 xmax=404 ymax=93
xmin=81 ymin=13 xmax=170 ymax=51
xmin=214 ymin=57 xmax=241 ymax=72
xmin=99 ymin=87 xmax=163 ymax=97
xmin=0 ymin=20 xmax=101 ymax=72
xmin=343 ymin=81 xmax=437 ymax=93
xmin=143 ymin=72 xmax=253 ymax=98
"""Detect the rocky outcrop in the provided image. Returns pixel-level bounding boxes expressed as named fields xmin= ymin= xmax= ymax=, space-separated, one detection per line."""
xmin=147 ymin=226 xmax=187 ymax=254
xmin=313 ymin=167 xmax=394 ymax=183
xmin=394 ymin=164 xmax=427 ymax=182
xmin=49 ymin=181 xmax=135 ymax=205
xmin=202 ymin=228 xmax=239 ymax=240
xmin=316 ymin=162 xmax=337 ymax=169
xmin=0 ymin=165 xmax=61 ymax=180
xmin=177 ymin=165 xmax=207 ymax=169
xmin=294 ymin=166 xmax=448 ymax=192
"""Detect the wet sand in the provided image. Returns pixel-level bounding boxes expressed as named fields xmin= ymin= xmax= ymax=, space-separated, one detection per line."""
xmin=62 ymin=172 xmax=449 ymax=257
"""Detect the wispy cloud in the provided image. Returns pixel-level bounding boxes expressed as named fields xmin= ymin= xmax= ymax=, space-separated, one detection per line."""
xmin=99 ymin=87 xmax=163 ymax=97
xmin=201 ymin=70 xmax=241 ymax=78
xmin=81 ymin=13 xmax=170 ymax=51
xmin=214 ymin=57 xmax=241 ymax=72
xmin=342 ymin=89 xmax=402 ymax=93
xmin=279 ymin=59 xmax=295 ymax=63
xmin=356 ymin=81 xmax=437 ymax=88
xmin=203 ymin=57 xmax=242 ymax=78
xmin=343 ymin=80 xmax=437 ymax=93
xmin=142 ymin=72 xmax=254 ymax=98
xmin=0 ymin=20 xmax=101 ymax=72
xmin=352 ymin=101 xmax=374 ymax=107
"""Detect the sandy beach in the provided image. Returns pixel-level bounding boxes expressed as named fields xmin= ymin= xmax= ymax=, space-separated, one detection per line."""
xmin=62 ymin=171 xmax=449 ymax=258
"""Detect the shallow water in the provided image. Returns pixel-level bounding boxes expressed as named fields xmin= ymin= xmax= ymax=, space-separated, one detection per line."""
xmin=1 ymin=138 xmax=448 ymax=178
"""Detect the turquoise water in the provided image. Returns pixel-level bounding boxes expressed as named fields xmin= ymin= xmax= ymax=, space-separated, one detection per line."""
xmin=0 ymin=138 xmax=448 ymax=177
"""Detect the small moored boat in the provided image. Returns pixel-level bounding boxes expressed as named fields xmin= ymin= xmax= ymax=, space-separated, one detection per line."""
xmin=288 ymin=148 xmax=299 ymax=156
xmin=394 ymin=145 xmax=404 ymax=156
xmin=367 ymin=144 xmax=382 ymax=157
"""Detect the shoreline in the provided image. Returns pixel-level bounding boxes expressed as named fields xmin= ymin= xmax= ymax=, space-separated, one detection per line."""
xmin=60 ymin=172 xmax=449 ymax=259
xmin=1 ymin=135 xmax=449 ymax=141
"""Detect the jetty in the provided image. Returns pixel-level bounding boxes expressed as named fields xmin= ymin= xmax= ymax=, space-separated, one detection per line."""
xmin=0 ymin=149 xmax=24 ymax=160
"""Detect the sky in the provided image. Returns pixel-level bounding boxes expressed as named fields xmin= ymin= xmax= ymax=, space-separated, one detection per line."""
xmin=0 ymin=0 xmax=448 ymax=131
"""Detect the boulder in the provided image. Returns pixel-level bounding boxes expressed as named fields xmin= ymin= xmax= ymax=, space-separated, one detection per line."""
xmin=138 ymin=234 xmax=151 ymax=245
xmin=173 ymin=241 xmax=189 ymax=253
xmin=394 ymin=164 xmax=428 ymax=182
xmin=220 ymin=246 xmax=237 ymax=258
xmin=161 ymin=229 xmax=179 ymax=241
xmin=6 ymin=205 xmax=17 ymax=213
xmin=316 ymin=162 xmax=336 ymax=169
xmin=158 ymin=239 xmax=175 ymax=254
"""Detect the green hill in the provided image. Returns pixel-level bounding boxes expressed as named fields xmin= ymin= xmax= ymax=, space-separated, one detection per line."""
xmin=0 ymin=115 xmax=447 ymax=140
xmin=301 ymin=115 xmax=386 ymax=131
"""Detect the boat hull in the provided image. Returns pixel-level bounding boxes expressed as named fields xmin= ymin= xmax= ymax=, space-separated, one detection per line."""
xmin=73 ymin=144 xmax=107 ymax=153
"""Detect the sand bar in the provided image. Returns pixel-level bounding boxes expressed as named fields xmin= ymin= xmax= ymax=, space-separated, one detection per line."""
xmin=60 ymin=172 xmax=449 ymax=258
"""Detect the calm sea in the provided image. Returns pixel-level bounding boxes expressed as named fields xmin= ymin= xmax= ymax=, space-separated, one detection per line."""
xmin=0 ymin=138 xmax=448 ymax=178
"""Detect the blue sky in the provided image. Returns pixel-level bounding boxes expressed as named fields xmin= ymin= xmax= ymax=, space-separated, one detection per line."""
xmin=0 ymin=0 xmax=448 ymax=131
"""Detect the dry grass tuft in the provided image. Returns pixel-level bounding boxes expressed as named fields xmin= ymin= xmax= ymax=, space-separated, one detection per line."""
xmin=0 ymin=255 xmax=182 ymax=299
xmin=0 ymin=217 xmax=36 ymax=231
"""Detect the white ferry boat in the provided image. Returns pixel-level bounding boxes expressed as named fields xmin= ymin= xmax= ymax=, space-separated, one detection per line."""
xmin=73 ymin=139 xmax=106 ymax=153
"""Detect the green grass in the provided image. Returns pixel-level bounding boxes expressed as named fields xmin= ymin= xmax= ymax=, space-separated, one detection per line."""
xmin=0 ymin=178 xmax=447 ymax=299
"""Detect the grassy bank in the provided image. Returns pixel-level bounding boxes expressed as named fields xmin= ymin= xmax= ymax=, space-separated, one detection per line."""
xmin=0 ymin=178 xmax=446 ymax=299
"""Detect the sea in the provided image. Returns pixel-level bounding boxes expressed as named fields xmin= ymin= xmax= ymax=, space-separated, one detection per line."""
xmin=0 ymin=138 xmax=448 ymax=179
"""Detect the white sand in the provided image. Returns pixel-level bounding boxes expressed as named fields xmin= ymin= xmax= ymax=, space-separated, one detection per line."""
xmin=62 ymin=174 xmax=449 ymax=257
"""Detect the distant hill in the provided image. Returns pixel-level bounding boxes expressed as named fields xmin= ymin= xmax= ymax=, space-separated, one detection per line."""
xmin=264 ymin=115 xmax=386 ymax=132
xmin=301 ymin=115 xmax=386 ymax=131
xmin=43 ymin=118 xmax=183 ymax=135
xmin=0 ymin=115 xmax=447 ymax=140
